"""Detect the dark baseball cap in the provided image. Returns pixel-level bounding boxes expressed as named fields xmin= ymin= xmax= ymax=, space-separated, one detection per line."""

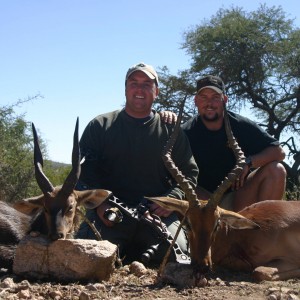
xmin=196 ymin=75 xmax=225 ymax=94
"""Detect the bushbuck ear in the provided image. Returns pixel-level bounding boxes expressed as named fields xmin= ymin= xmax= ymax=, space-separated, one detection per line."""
xmin=13 ymin=194 xmax=45 ymax=216
xmin=146 ymin=196 xmax=189 ymax=216
xmin=76 ymin=189 xmax=112 ymax=209
xmin=219 ymin=208 xmax=260 ymax=230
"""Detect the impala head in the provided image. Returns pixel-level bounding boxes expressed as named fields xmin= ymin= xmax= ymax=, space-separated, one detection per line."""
xmin=14 ymin=118 xmax=111 ymax=240
xmin=148 ymin=103 xmax=259 ymax=286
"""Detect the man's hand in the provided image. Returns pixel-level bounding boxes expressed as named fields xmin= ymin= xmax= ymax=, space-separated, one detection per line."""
xmin=232 ymin=165 xmax=250 ymax=190
xmin=159 ymin=111 xmax=178 ymax=124
xmin=148 ymin=202 xmax=172 ymax=218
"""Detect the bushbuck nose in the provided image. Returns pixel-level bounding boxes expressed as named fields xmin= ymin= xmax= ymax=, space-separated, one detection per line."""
xmin=50 ymin=232 xmax=64 ymax=240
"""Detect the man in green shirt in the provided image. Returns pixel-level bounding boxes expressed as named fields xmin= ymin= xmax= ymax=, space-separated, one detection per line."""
xmin=76 ymin=62 xmax=198 ymax=264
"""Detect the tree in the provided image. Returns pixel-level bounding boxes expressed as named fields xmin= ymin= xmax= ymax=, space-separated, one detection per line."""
xmin=154 ymin=5 xmax=300 ymax=198
xmin=0 ymin=102 xmax=37 ymax=202
xmin=0 ymin=98 xmax=71 ymax=203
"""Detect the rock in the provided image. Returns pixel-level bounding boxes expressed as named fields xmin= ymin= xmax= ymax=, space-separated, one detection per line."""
xmin=16 ymin=280 xmax=31 ymax=291
xmin=129 ymin=261 xmax=148 ymax=276
xmin=267 ymin=294 xmax=278 ymax=300
xmin=0 ymin=277 xmax=16 ymax=289
xmin=18 ymin=289 xmax=30 ymax=299
xmin=253 ymin=266 xmax=279 ymax=281
xmin=49 ymin=290 xmax=63 ymax=298
xmin=288 ymin=294 xmax=300 ymax=300
xmin=85 ymin=283 xmax=105 ymax=291
xmin=79 ymin=291 xmax=90 ymax=300
xmin=13 ymin=236 xmax=117 ymax=282
xmin=159 ymin=262 xmax=207 ymax=287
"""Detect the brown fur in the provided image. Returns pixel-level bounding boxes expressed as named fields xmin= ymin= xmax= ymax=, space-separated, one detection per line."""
xmin=212 ymin=200 xmax=300 ymax=279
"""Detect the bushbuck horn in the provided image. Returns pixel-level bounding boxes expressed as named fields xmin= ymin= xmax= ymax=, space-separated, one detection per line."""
xmin=162 ymin=99 xmax=198 ymax=208
xmin=61 ymin=117 xmax=81 ymax=196
xmin=32 ymin=123 xmax=54 ymax=195
xmin=206 ymin=106 xmax=246 ymax=208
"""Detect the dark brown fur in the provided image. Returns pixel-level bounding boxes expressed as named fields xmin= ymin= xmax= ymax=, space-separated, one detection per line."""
xmin=0 ymin=201 xmax=31 ymax=269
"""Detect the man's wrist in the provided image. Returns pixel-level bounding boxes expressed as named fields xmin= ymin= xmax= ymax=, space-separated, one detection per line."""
xmin=245 ymin=156 xmax=253 ymax=168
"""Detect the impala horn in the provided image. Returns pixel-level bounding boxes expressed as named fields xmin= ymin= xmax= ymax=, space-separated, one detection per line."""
xmin=206 ymin=106 xmax=246 ymax=208
xmin=162 ymin=99 xmax=199 ymax=208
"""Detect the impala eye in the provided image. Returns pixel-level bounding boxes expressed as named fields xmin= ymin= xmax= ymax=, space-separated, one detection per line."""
xmin=43 ymin=205 xmax=50 ymax=214
xmin=213 ymin=219 xmax=221 ymax=233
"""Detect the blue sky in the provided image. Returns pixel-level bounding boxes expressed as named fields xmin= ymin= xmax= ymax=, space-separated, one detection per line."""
xmin=1 ymin=1 xmax=299 ymax=163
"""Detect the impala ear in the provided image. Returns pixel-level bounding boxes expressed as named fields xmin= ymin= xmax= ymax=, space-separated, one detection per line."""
xmin=76 ymin=189 xmax=112 ymax=209
xmin=219 ymin=208 xmax=260 ymax=230
xmin=146 ymin=196 xmax=189 ymax=216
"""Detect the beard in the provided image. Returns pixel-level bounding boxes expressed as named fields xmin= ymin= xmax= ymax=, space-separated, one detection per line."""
xmin=201 ymin=112 xmax=220 ymax=122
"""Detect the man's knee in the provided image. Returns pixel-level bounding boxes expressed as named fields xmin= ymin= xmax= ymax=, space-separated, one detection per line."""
xmin=260 ymin=161 xmax=286 ymax=183
xmin=263 ymin=161 xmax=286 ymax=192
xmin=274 ymin=162 xmax=287 ymax=180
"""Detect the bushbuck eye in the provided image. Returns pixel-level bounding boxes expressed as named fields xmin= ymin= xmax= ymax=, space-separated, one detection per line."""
xmin=66 ymin=204 xmax=75 ymax=214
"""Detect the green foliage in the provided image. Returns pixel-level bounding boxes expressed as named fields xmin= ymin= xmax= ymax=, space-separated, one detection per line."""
xmin=43 ymin=160 xmax=71 ymax=187
xmin=0 ymin=104 xmax=35 ymax=202
xmin=155 ymin=66 xmax=198 ymax=122
xmin=155 ymin=4 xmax=300 ymax=197
xmin=0 ymin=101 xmax=71 ymax=203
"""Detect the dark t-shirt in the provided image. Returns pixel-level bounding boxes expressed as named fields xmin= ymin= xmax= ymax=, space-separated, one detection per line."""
xmin=79 ymin=109 xmax=198 ymax=206
xmin=182 ymin=111 xmax=279 ymax=193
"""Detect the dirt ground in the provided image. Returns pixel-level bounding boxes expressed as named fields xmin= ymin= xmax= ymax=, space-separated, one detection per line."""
xmin=1 ymin=264 xmax=300 ymax=300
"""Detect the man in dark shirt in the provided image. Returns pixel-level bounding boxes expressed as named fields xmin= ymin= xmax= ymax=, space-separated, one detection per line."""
xmin=182 ymin=75 xmax=286 ymax=212
xmin=76 ymin=62 xmax=198 ymax=264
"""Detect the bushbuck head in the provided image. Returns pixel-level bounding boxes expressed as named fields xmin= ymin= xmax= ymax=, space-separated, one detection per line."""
xmin=13 ymin=118 xmax=111 ymax=240
xmin=0 ymin=118 xmax=112 ymax=270
xmin=148 ymin=103 xmax=259 ymax=285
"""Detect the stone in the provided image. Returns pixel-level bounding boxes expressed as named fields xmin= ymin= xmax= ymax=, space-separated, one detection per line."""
xmin=253 ymin=266 xmax=279 ymax=281
xmin=0 ymin=277 xmax=16 ymax=289
xmin=159 ymin=262 xmax=207 ymax=287
xmin=129 ymin=261 xmax=148 ymax=276
xmin=13 ymin=236 xmax=117 ymax=282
